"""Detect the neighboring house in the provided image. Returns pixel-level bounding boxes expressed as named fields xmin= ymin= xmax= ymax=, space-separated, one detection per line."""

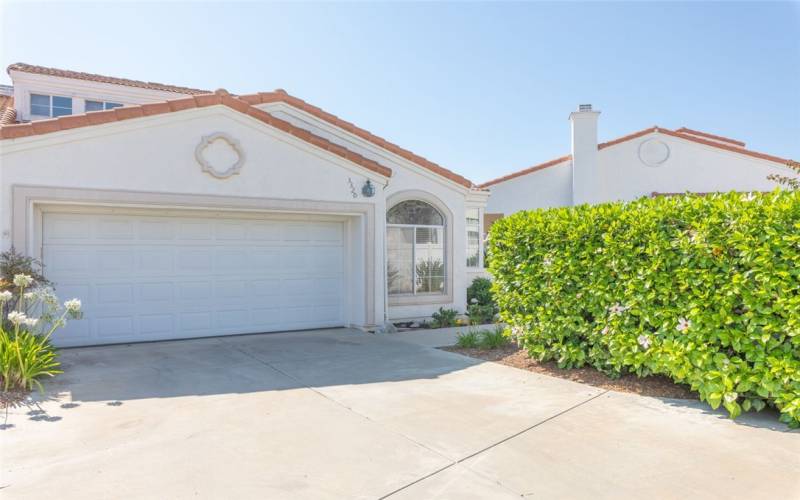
xmin=0 ymin=63 xmax=489 ymax=347
xmin=482 ymin=105 xmax=795 ymax=218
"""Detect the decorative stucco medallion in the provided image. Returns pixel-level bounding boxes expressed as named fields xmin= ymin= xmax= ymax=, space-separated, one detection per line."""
xmin=638 ymin=138 xmax=670 ymax=167
xmin=195 ymin=133 xmax=245 ymax=179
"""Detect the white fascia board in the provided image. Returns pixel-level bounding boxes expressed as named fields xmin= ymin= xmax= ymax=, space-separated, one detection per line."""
xmin=257 ymin=101 xmax=475 ymax=195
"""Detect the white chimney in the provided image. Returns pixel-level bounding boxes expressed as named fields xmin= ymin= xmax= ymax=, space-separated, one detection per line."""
xmin=569 ymin=104 xmax=600 ymax=205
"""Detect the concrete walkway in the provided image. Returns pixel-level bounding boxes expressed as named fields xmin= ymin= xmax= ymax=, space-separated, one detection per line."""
xmin=2 ymin=328 xmax=798 ymax=499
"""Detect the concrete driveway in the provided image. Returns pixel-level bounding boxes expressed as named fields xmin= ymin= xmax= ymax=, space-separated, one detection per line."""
xmin=2 ymin=328 xmax=798 ymax=499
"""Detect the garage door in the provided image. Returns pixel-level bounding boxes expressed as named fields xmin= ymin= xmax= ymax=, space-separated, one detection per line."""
xmin=42 ymin=211 xmax=345 ymax=347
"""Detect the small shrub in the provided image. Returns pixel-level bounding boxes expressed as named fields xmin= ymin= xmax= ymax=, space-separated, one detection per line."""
xmin=467 ymin=303 xmax=495 ymax=325
xmin=479 ymin=326 xmax=510 ymax=349
xmin=431 ymin=307 xmax=459 ymax=328
xmin=456 ymin=329 xmax=481 ymax=348
xmin=467 ymin=277 xmax=494 ymax=306
xmin=0 ymin=274 xmax=82 ymax=394
xmin=489 ymin=190 xmax=800 ymax=427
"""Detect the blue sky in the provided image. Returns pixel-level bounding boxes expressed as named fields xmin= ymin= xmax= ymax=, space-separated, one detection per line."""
xmin=2 ymin=2 xmax=798 ymax=184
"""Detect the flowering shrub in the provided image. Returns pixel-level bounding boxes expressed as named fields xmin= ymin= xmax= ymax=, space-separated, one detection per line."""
xmin=488 ymin=191 xmax=800 ymax=426
xmin=0 ymin=274 xmax=82 ymax=393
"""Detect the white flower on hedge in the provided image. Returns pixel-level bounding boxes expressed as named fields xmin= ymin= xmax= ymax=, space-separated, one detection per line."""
xmin=637 ymin=334 xmax=651 ymax=349
xmin=64 ymin=299 xmax=82 ymax=313
xmin=609 ymin=303 xmax=628 ymax=315
xmin=13 ymin=274 xmax=34 ymax=287
xmin=0 ymin=290 xmax=12 ymax=302
xmin=470 ymin=298 xmax=478 ymax=304
xmin=601 ymin=326 xmax=610 ymax=335
xmin=723 ymin=392 xmax=738 ymax=404
xmin=742 ymin=192 xmax=755 ymax=202
xmin=543 ymin=257 xmax=553 ymax=267
xmin=7 ymin=310 xmax=27 ymax=325
xmin=676 ymin=318 xmax=691 ymax=333
xmin=595 ymin=248 xmax=603 ymax=254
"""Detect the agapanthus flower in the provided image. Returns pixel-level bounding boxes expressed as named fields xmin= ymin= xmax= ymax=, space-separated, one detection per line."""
xmin=0 ymin=290 xmax=12 ymax=302
xmin=7 ymin=311 xmax=27 ymax=325
xmin=64 ymin=299 xmax=82 ymax=313
xmin=22 ymin=317 xmax=39 ymax=328
xmin=13 ymin=274 xmax=34 ymax=288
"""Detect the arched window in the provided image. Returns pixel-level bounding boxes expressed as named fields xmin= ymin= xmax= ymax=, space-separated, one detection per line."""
xmin=387 ymin=200 xmax=446 ymax=296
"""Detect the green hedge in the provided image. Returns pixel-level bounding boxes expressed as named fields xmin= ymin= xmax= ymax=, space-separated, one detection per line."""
xmin=488 ymin=191 xmax=800 ymax=426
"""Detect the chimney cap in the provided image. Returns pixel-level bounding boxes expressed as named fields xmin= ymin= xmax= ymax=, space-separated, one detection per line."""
xmin=578 ymin=104 xmax=593 ymax=112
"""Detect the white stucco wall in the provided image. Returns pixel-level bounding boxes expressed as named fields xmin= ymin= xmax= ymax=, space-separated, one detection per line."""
xmin=485 ymin=131 xmax=792 ymax=215
xmin=484 ymin=160 xmax=572 ymax=214
xmin=598 ymin=133 xmax=791 ymax=202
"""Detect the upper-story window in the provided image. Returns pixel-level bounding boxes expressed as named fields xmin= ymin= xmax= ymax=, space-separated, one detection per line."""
xmin=30 ymin=94 xmax=72 ymax=117
xmin=466 ymin=207 xmax=481 ymax=268
xmin=85 ymin=100 xmax=123 ymax=112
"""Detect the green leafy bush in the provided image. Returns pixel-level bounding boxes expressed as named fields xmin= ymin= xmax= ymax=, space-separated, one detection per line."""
xmin=467 ymin=277 xmax=494 ymax=306
xmin=467 ymin=277 xmax=498 ymax=324
xmin=431 ymin=307 xmax=459 ymax=328
xmin=467 ymin=304 xmax=495 ymax=325
xmin=489 ymin=191 xmax=800 ymax=427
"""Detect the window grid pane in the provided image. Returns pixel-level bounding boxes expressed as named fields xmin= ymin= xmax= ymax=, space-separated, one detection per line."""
xmin=466 ymin=208 xmax=481 ymax=268
xmin=30 ymin=94 xmax=50 ymax=116
xmin=85 ymin=100 xmax=104 ymax=112
xmin=415 ymin=227 xmax=445 ymax=294
xmin=387 ymin=227 xmax=414 ymax=295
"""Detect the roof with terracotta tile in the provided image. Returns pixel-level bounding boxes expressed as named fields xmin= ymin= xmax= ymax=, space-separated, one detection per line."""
xmin=674 ymin=127 xmax=745 ymax=147
xmin=479 ymin=155 xmax=572 ymax=188
xmin=4 ymin=63 xmax=479 ymax=188
xmin=239 ymin=90 xmax=477 ymax=189
xmin=0 ymin=94 xmax=15 ymax=125
xmin=7 ymin=63 xmax=210 ymax=95
xmin=0 ymin=90 xmax=392 ymax=179
xmin=479 ymin=126 xmax=794 ymax=188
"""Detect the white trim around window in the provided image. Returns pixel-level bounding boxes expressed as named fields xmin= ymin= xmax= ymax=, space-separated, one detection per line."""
xmin=386 ymin=190 xmax=454 ymax=306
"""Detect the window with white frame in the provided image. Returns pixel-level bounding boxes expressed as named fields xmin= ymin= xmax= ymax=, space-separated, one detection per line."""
xmin=30 ymin=94 xmax=73 ymax=117
xmin=85 ymin=100 xmax=123 ymax=112
xmin=466 ymin=207 xmax=481 ymax=268
xmin=387 ymin=200 xmax=446 ymax=295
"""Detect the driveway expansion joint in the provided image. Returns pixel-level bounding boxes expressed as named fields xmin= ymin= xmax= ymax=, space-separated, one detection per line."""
xmin=379 ymin=389 xmax=611 ymax=498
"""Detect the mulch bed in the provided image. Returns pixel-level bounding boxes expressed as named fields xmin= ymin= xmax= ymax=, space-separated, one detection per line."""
xmin=441 ymin=344 xmax=697 ymax=400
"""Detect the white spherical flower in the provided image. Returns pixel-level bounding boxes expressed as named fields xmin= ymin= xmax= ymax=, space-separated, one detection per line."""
xmin=64 ymin=298 xmax=82 ymax=313
xmin=637 ymin=334 xmax=651 ymax=350
xmin=7 ymin=310 xmax=27 ymax=325
xmin=13 ymin=274 xmax=34 ymax=287
xmin=0 ymin=290 xmax=12 ymax=302
xmin=22 ymin=317 xmax=39 ymax=328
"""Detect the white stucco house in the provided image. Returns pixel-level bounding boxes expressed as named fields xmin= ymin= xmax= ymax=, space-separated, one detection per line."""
xmin=483 ymin=105 xmax=795 ymax=217
xmin=0 ymin=63 xmax=490 ymax=347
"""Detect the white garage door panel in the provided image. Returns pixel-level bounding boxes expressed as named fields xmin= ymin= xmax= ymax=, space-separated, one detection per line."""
xmin=43 ymin=213 xmax=346 ymax=347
